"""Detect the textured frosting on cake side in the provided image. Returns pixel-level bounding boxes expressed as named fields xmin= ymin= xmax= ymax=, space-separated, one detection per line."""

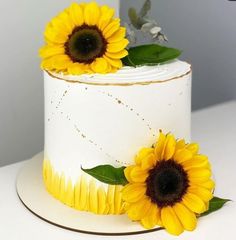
xmin=43 ymin=60 xmax=192 ymax=214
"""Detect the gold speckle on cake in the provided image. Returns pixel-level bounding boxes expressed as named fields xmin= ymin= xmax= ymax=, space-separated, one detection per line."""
xmin=73 ymin=123 xmax=119 ymax=163
xmin=55 ymin=88 xmax=70 ymax=109
xmin=97 ymin=90 xmax=156 ymax=137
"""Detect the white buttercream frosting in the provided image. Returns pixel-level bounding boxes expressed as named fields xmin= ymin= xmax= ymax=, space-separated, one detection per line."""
xmin=44 ymin=60 xmax=192 ymax=184
xmin=49 ymin=60 xmax=191 ymax=84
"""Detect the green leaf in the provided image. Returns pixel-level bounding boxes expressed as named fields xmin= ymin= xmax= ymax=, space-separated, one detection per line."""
xmin=81 ymin=165 xmax=128 ymax=186
xmin=201 ymin=196 xmax=231 ymax=217
xmin=122 ymin=44 xmax=182 ymax=66
xmin=128 ymin=8 xmax=140 ymax=29
xmin=139 ymin=0 xmax=151 ymax=18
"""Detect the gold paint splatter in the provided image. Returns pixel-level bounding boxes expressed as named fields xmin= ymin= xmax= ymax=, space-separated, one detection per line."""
xmin=73 ymin=124 xmax=118 ymax=163
xmin=97 ymin=90 xmax=156 ymax=138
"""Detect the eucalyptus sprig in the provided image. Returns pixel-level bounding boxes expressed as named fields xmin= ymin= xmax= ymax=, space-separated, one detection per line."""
xmin=127 ymin=0 xmax=168 ymax=43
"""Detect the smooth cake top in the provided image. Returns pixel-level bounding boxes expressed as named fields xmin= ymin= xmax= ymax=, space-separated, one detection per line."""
xmin=48 ymin=60 xmax=191 ymax=85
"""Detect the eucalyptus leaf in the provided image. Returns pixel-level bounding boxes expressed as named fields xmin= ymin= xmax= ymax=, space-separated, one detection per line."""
xmin=128 ymin=8 xmax=140 ymax=29
xmin=122 ymin=44 xmax=182 ymax=66
xmin=81 ymin=165 xmax=128 ymax=185
xmin=201 ymin=196 xmax=231 ymax=217
xmin=139 ymin=0 xmax=151 ymax=18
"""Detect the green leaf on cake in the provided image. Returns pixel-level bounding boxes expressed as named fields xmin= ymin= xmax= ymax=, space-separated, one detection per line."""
xmin=81 ymin=165 xmax=128 ymax=185
xmin=122 ymin=44 xmax=182 ymax=67
xmin=201 ymin=196 xmax=231 ymax=217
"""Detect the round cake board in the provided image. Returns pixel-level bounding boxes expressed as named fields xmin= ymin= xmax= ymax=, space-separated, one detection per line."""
xmin=16 ymin=153 xmax=162 ymax=236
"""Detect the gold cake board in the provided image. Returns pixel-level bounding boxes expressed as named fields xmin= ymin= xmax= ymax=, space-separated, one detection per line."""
xmin=16 ymin=153 xmax=162 ymax=236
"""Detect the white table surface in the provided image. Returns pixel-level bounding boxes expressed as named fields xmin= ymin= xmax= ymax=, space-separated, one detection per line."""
xmin=1 ymin=101 xmax=236 ymax=240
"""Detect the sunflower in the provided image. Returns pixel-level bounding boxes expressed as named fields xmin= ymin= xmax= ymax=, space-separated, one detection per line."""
xmin=39 ymin=2 xmax=129 ymax=74
xmin=122 ymin=131 xmax=214 ymax=235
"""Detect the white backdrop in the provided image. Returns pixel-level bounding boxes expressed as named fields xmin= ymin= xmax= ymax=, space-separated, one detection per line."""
xmin=0 ymin=0 xmax=119 ymax=166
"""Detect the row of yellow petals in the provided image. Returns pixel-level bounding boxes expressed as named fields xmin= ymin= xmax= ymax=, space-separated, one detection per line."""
xmin=43 ymin=160 xmax=124 ymax=215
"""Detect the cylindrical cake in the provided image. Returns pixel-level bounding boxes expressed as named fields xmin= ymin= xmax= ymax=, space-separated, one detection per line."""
xmin=43 ymin=60 xmax=191 ymax=214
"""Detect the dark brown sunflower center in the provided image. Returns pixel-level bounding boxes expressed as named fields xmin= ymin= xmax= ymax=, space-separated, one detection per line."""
xmin=146 ymin=160 xmax=189 ymax=208
xmin=65 ymin=25 xmax=107 ymax=63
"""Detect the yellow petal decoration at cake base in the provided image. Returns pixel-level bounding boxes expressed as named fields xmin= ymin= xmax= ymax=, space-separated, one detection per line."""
xmin=43 ymin=160 xmax=125 ymax=215
xmin=39 ymin=2 xmax=129 ymax=75
xmin=122 ymin=131 xmax=215 ymax=236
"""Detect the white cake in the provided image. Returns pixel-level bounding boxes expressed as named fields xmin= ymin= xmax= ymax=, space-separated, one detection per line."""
xmin=43 ymin=60 xmax=191 ymax=214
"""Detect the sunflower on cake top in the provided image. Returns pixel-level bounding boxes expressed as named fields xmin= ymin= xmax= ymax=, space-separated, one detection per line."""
xmin=40 ymin=1 xmax=230 ymax=236
xmin=39 ymin=1 xmax=181 ymax=75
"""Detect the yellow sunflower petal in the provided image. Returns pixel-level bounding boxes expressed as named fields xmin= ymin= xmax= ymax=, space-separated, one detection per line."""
xmin=175 ymin=139 xmax=186 ymax=151
xmin=107 ymin=39 xmax=129 ymax=53
xmin=56 ymin=11 xmax=75 ymax=32
xmin=182 ymin=155 xmax=209 ymax=170
xmin=186 ymin=143 xmax=199 ymax=155
xmin=41 ymin=55 xmax=71 ymax=71
xmin=196 ymin=179 xmax=215 ymax=190
xmin=44 ymin=24 xmax=69 ymax=44
xmin=105 ymin=49 xmax=128 ymax=59
xmin=141 ymin=203 xmax=161 ymax=229
xmin=130 ymin=166 xmax=148 ymax=183
xmin=48 ymin=12 xmax=74 ymax=40
xmin=188 ymin=168 xmax=211 ymax=182
xmin=173 ymin=203 xmax=197 ymax=231
xmin=39 ymin=45 xmax=64 ymax=59
xmin=53 ymin=55 xmax=71 ymax=69
xmin=141 ymin=153 xmax=156 ymax=170
xmin=188 ymin=186 xmax=213 ymax=202
xmin=126 ymin=197 xmax=152 ymax=221
xmin=161 ymin=207 xmax=184 ymax=236
xmin=67 ymin=63 xmax=87 ymax=75
xmin=154 ymin=131 xmax=166 ymax=161
xmin=98 ymin=5 xmax=115 ymax=30
xmin=122 ymin=183 xmax=146 ymax=203
xmin=103 ymin=18 xmax=120 ymax=39
xmin=67 ymin=2 xmax=84 ymax=26
xmin=135 ymin=147 xmax=154 ymax=165
xmin=173 ymin=149 xmax=193 ymax=163
xmin=108 ymin=27 xmax=126 ymax=43
xmin=84 ymin=2 xmax=100 ymax=26
xmin=182 ymin=193 xmax=207 ymax=214
xmin=90 ymin=57 xmax=110 ymax=73
xmin=162 ymin=134 xmax=176 ymax=160
xmin=124 ymin=166 xmax=135 ymax=183
xmin=103 ymin=56 xmax=122 ymax=68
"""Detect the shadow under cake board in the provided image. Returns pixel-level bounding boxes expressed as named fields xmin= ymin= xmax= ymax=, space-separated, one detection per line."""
xmin=16 ymin=153 xmax=163 ymax=236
